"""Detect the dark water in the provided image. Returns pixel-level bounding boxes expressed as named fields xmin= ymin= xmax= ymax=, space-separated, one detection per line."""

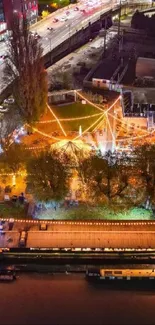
xmin=1 ymin=273 xmax=155 ymax=325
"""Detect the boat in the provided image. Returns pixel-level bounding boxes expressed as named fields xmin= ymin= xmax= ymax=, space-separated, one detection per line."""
xmin=86 ymin=267 xmax=155 ymax=287
xmin=0 ymin=270 xmax=16 ymax=282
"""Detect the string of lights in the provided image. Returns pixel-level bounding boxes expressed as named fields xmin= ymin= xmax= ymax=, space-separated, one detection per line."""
xmin=73 ymin=114 xmax=105 ymax=140
xmin=75 ymin=90 xmax=105 ymax=113
xmin=108 ymin=111 xmax=149 ymax=134
xmin=47 ymin=103 xmax=67 ymax=136
xmin=92 ymin=116 xmax=105 ymax=132
xmin=26 ymin=123 xmax=61 ymax=141
xmin=106 ymin=112 xmax=116 ymax=145
xmin=36 ymin=112 xmax=103 ymax=123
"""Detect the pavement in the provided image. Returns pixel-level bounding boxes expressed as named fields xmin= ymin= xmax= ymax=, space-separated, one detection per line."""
xmin=1 ymin=220 xmax=155 ymax=249
xmin=26 ymin=229 xmax=155 ymax=249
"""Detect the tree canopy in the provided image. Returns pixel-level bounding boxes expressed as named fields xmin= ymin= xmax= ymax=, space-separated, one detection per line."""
xmin=0 ymin=143 xmax=27 ymax=174
xmin=133 ymin=144 xmax=155 ymax=203
xmin=79 ymin=151 xmax=130 ymax=203
xmin=26 ymin=150 xmax=68 ymax=201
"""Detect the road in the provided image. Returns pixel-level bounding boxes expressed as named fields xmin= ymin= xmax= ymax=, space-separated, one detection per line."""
xmin=0 ymin=0 xmax=149 ymax=93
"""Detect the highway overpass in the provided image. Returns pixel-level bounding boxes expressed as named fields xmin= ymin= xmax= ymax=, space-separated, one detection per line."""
xmin=0 ymin=0 xmax=152 ymax=99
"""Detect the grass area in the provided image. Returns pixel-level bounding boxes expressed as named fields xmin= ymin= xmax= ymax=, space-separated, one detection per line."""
xmin=45 ymin=102 xmax=103 ymax=133
xmin=36 ymin=206 xmax=154 ymax=221
xmin=39 ymin=115 xmax=103 ymax=133
xmin=22 ymin=101 xmax=104 ymax=149
xmin=52 ymin=103 xmax=100 ymax=119
xmin=0 ymin=201 xmax=153 ymax=221
xmin=0 ymin=202 xmax=29 ymax=219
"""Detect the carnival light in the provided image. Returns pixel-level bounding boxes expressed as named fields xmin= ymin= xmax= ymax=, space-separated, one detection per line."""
xmin=47 ymin=103 xmax=67 ymax=136
xmin=26 ymin=123 xmax=61 ymax=140
xmin=73 ymin=114 xmax=105 ymax=140
xmin=36 ymin=112 xmax=103 ymax=123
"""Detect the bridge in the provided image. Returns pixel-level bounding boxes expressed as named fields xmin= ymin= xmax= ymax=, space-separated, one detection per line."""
xmin=0 ymin=0 xmax=152 ymax=100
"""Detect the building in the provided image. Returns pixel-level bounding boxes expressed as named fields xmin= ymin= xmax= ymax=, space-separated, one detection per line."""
xmin=0 ymin=0 xmax=38 ymax=40
xmin=84 ymin=27 xmax=155 ymax=130
xmin=0 ymin=0 xmax=7 ymax=40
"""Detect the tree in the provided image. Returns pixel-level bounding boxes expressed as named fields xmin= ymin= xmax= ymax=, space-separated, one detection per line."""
xmin=0 ymin=143 xmax=28 ymax=174
xmin=26 ymin=150 xmax=68 ymax=201
xmin=49 ymin=67 xmax=72 ymax=91
xmin=133 ymin=144 xmax=155 ymax=206
xmin=79 ymin=151 xmax=130 ymax=203
xmin=0 ymin=109 xmax=21 ymax=149
xmin=4 ymin=14 xmax=48 ymax=123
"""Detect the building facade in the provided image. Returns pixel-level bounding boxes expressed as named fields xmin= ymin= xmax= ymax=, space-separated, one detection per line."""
xmin=0 ymin=0 xmax=7 ymax=40
xmin=0 ymin=0 xmax=38 ymax=40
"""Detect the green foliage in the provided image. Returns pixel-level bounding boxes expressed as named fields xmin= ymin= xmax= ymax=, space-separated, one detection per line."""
xmin=36 ymin=205 xmax=153 ymax=221
xmin=4 ymin=15 xmax=48 ymax=123
xmin=26 ymin=150 xmax=68 ymax=201
xmin=0 ymin=202 xmax=28 ymax=219
xmin=133 ymin=144 xmax=155 ymax=201
xmin=0 ymin=143 xmax=28 ymax=174
xmin=38 ymin=0 xmax=70 ymax=7
xmin=80 ymin=151 xmax=130 ymax=202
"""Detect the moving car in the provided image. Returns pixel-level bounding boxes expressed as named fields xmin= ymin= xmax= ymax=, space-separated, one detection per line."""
xmin=60 ymin=17 xmax=68 ymax=22
xmin=31 ymin=32 xmax=41 ymax=39
xmin=53 ymin=18 xmax=59 ymax=23
xmin=47 ymin=27 xmax=54 ymax=31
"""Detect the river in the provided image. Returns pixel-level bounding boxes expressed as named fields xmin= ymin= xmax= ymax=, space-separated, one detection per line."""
xmin=0 ymin=273 xmax=155 ymax=325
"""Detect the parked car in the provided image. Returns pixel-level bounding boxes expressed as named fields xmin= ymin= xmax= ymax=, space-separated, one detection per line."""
xmin=0 ymin=55 xmax=8 ymax=60
xmin=0 ymin=106 xmax=9 ymax=113
xmin=4 ymin=98 xmax=14 ymax=104
xmin=19 ymin=231 xmax=27 ymax=247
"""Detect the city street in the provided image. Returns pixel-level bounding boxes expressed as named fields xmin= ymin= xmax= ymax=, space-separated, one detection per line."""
xmin=0 ymin=1 xmax=151 ymax=93
xmin=0 ymin=0 xmax=118 ymax=93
